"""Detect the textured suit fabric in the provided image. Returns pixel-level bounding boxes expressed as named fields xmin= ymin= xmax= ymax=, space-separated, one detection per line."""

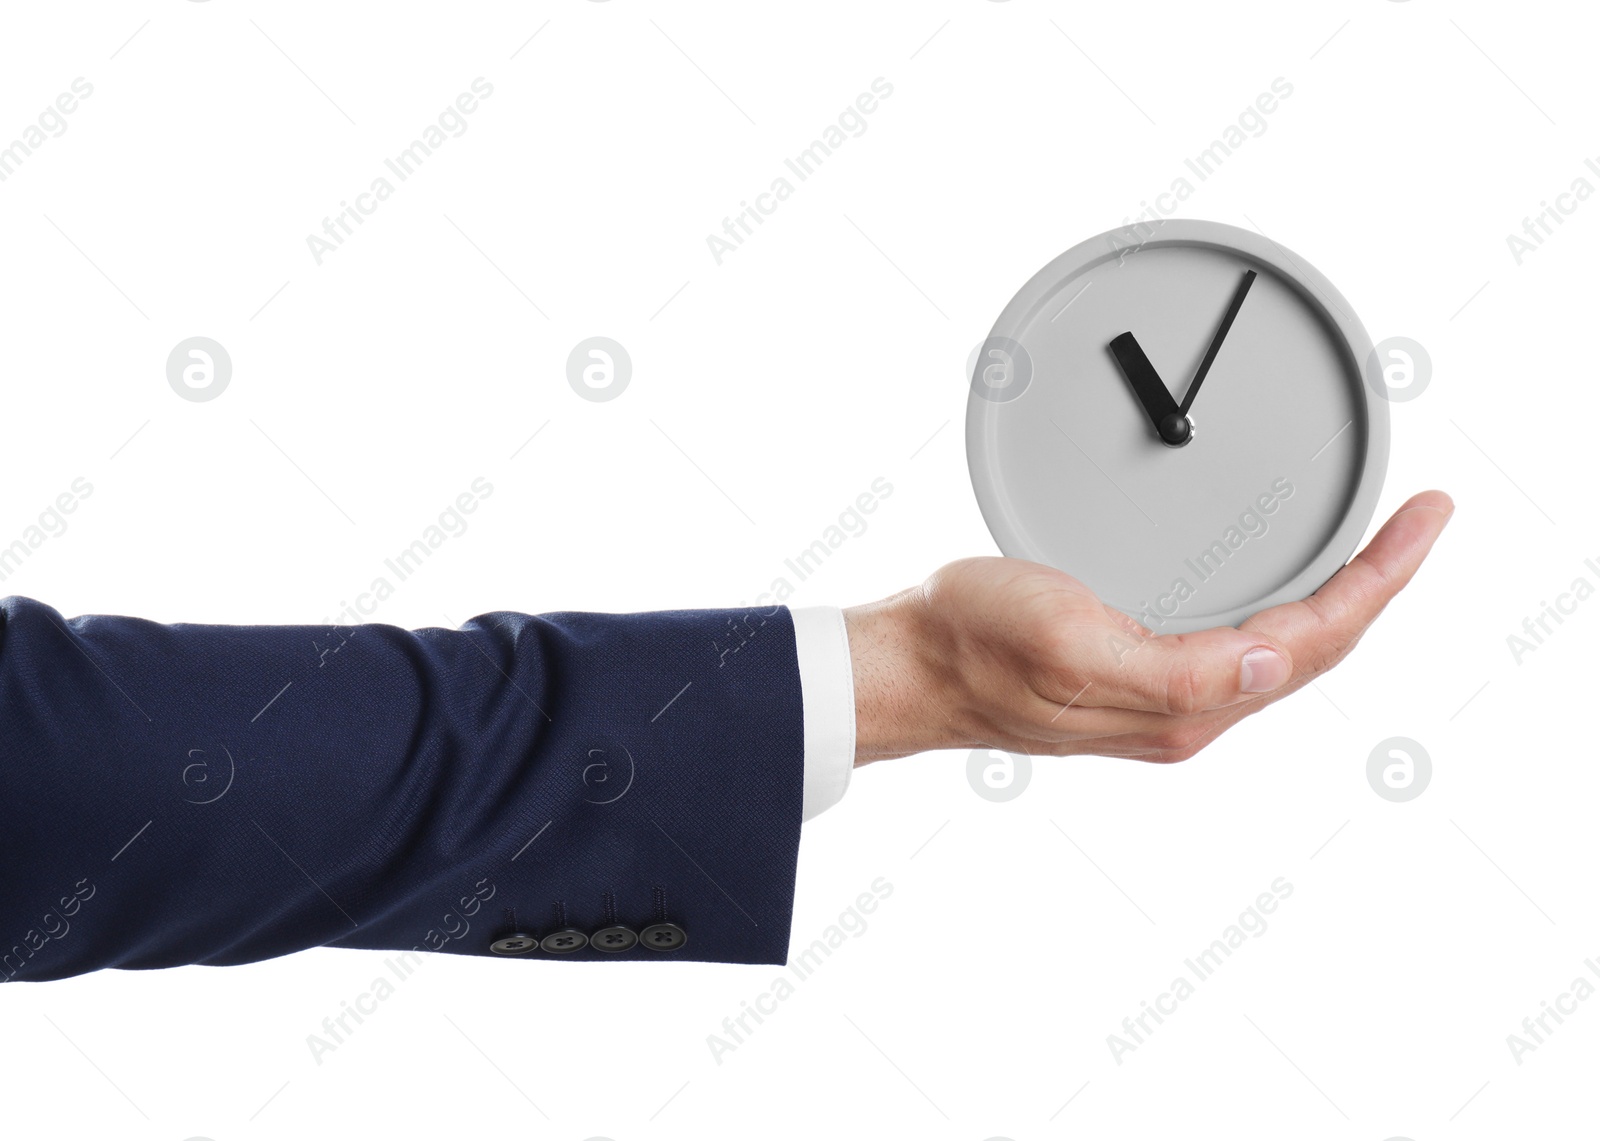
xmin=0 ymin=597 xmax=805 ymax=981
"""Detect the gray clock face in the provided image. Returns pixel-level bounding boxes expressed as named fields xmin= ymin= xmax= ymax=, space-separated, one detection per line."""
xmin=966 ymin=220 xmax=1389 ymax=634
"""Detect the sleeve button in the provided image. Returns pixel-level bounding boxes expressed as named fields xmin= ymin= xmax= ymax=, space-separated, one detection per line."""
xmin=591 ymin=925 xmax=638 ymax=953
xmin=640 ymin=922 xmax=687 ymax=952
xmin=540 ymin=927 xmax=589 ymax=954
xmin=489 ymin=933 xmax=538 ymax=955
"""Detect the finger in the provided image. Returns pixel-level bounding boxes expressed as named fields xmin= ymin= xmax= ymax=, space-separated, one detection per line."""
xmin=1240 ymin=490 xmax=1453 ymax=675
xmin=1071 ymin=621 xmax=1298 ymax=716
xmin=966 ymin=707 xmax=1228 ymax=761
xmin=998 ymin=696 xmax=1195 ymax=744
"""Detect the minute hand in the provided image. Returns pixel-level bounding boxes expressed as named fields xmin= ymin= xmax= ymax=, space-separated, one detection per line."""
xmin=1179 ymin=269 xmax=1257 ymax=416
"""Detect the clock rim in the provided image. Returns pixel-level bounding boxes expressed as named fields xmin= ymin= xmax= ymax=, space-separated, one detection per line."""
xmin=965 ymin=218 xmax=1391 ymax=633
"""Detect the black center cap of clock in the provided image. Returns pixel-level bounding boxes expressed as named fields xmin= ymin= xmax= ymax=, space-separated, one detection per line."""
xmin=1158 ymin=412 xmax=1192 ymax=447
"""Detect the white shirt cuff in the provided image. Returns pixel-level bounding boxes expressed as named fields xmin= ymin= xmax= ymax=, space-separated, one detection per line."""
xmin=790 ymin=605 xmax=855 ymax=821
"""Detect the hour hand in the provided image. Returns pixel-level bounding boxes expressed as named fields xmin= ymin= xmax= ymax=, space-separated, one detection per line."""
xmin=1109 ymin=332 xmax=1189 ymax=445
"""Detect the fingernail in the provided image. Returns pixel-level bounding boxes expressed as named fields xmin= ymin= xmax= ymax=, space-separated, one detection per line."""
xmin=1239 ymin=647 xmax=1291 ymax=693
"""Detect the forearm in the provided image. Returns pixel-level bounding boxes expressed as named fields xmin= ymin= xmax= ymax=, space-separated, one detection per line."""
xmin=0 ymin=598 xmax=807 ymax=980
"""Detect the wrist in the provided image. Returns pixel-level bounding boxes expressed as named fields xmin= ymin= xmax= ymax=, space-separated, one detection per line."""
xmin=844 ymin=586 xmax=970 ymax=765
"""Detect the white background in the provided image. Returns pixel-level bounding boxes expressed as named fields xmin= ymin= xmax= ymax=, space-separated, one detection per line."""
xmin=0 ymin=1 xmax=1594 ymax=1137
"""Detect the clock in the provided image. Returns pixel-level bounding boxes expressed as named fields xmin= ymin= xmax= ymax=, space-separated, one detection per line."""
xmin=966 ymin=219 xmax=1388 ymax=635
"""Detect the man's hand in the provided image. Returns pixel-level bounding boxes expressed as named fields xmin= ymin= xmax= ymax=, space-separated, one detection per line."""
xmin=845 ymin=490 xmax=1453 ymax=764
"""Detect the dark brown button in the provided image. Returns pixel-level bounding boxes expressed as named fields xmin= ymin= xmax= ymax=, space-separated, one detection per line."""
xmin=540 ymin=927 xmax=588 ymax=954
xmin=641 ymin=922 xmax=687 ymax=952
xmin=591 ymin=925 xmax=638 ymax=953
xmin=490 ymin=932 xmax=538 ymax=955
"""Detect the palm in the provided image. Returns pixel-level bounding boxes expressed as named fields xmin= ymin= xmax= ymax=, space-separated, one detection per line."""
xmin=872 ymin=492 xmax=1452 ymax=763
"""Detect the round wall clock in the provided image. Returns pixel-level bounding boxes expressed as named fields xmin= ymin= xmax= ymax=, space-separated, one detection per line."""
xmin=966 ymin=219 xmax=1388 ymax=634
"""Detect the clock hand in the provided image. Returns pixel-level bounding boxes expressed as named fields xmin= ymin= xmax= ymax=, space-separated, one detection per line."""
xmin=1113 ymin=329 xmax=1190 ymax=444
xmin=1178 ymin=268 xmax=1257 ymax=416
xmin=1109 ymin=331 xmax=1191 ymax=446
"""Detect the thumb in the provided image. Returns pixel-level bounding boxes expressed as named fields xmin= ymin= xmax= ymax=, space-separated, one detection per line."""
xmin=1081 ymin=622 xmax=1294 ymax=715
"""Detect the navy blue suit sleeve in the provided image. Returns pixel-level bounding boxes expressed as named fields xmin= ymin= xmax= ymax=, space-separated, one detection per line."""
xmin=0 ymin=597 xmax=804 ymax=981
